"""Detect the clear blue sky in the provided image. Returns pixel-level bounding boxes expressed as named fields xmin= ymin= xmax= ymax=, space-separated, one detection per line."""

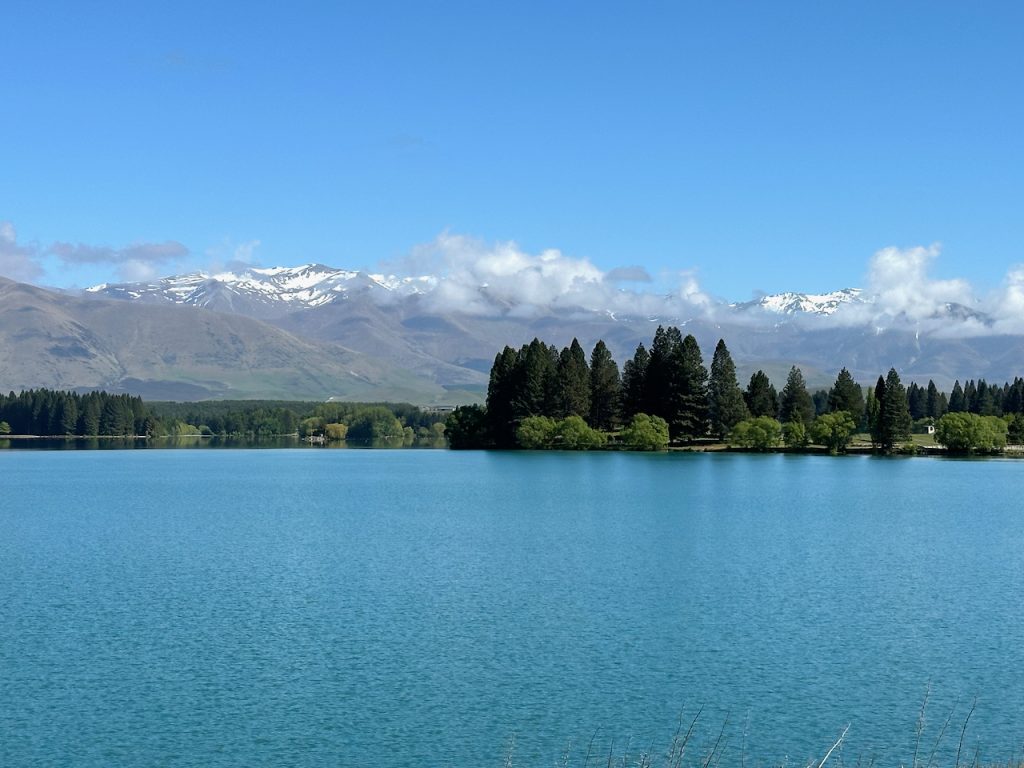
xmin=2 ymin=1 xmax=1022 ymax=298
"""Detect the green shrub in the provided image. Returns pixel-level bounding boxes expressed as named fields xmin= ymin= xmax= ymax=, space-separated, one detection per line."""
xmin=619 ymin=413 xmax=670 ymax=451
xmin=729 ymin=417 xmax=782 ymax=451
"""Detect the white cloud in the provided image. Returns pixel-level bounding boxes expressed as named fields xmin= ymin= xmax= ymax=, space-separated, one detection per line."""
xmin=233 ymin=239 xmax=261 ymax=264
xmin=0 ymin=221 xmax=43 ymax=282
xmin=865 ymin=244 xmax=975 ymax=321
xmin=990 ymin=265 xmax=1024 ymax=334
xmin=118 ymin=260 xmax=162 ymax=282
xmin=400 ymin=232 xmax=710 ymax=318
xmin=204 ymin=237 xmax=262 ymax=273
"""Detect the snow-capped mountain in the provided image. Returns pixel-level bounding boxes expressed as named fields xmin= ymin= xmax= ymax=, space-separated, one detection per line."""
xmin=87 ymin=264 xmax=437 ymax=312
xmin=89 ymin=264 xmax=874 ymax=320
xmin=731 ymin=288 xmax=866 ymax=316
xmin=7 ymin=265 xmax=1021 ymax=400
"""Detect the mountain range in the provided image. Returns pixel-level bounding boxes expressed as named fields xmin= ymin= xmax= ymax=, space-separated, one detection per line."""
xmin=2 ymin=263 xmax=1022 ymax=401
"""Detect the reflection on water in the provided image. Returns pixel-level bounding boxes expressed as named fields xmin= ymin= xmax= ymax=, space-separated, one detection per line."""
xmin=0 ymin=435 xmax=447 ymax=450
xmin=3 ymin=451 xmax=1024 ymax=766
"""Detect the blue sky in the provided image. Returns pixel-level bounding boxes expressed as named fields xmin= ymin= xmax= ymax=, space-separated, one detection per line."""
xmin=2 ymin=1 xmax=1022 ymax=300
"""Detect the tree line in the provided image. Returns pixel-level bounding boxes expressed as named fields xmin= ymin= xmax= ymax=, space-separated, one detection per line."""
xmin=0 ymin=389 xmax=447 ymax=443
xmin=444 ymin=328 xmax=1024 ymax=453
xmin=0 ymin=389 xmax=152 ymax=436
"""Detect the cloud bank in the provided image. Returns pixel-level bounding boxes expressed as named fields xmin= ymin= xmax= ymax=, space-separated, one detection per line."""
xmin=6 ymin=220 xmax=1024 ymax=337
xmin=811 ymin=243 xmax=1024 ymax=336
xmin=395 ymin=235 xmax=1024 ymax=336
xmin=400 ymin=232 xmax=712 ymax=318
xmin=49 ymin=239 xmax=189 ymax=282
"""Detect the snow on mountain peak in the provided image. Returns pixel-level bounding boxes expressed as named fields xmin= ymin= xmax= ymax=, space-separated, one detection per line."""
xmin=86 ymin=263 xmax=435 ymax=311
xmin=88 ymin=262 xmax=872 ymax=323
xmin=732 ymin=288 xmax=865 ymax=316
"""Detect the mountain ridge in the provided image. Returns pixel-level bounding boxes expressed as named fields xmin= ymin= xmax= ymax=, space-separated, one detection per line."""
xmin=87 ymin=264 xmax=871 ymax=319
xmin=4 ymin=266 xmax=1024 ymax=401
xmin=0 ymin=276 xmax=473 ymax=402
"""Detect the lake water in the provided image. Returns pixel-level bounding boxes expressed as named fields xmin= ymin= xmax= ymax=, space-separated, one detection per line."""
xmin=2 ymin=450 xmax=1023 ymax=767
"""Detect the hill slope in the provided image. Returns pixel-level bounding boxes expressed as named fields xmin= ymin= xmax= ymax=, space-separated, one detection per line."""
xmin=0 ymin=277 xmax=470 ymax=402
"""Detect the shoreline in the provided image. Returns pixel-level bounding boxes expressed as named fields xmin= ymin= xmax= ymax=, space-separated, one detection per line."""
xmin=5 ymin=433 xmax=1024 ymax=458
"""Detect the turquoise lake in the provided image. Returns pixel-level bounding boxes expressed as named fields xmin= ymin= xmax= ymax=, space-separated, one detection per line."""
xmin=2 ymin=449 xmax=1023 ymax=766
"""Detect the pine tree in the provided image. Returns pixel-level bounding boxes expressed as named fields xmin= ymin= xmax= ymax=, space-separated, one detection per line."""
xmin=514 ymin=339 xmax=555 ymax=420
xmin=812 ymin=390 xmax=829 ymax=416
xmin=879 ymin=368 xmax=912 ymax=450
xmin=975 ymin=379 xmax=999 ymax=416
xmin=1004 ymin=378 xmax=1024 ymax=415
xmin=779 ymin=366 xmax=815 ymax=427
xmin=744 ymin=370 xmax=779 ymax=418
xmin=907 ymin=382 xmax=927 ymax=420
xmin=542 ymin=342 xmax=562 ymax=416
xmin=708 ymin=339 xmax=748 ymax=439
xmin=588 ymin=340 xmax=621 ymax=430
xmin=865 ymin=384 xmax=880 ymax=444
xmin=827 ymin=368 xmax=864 ymax=417
xmin=486 ymin=346 xmax=520 ymax=447
xmin=644 ymin=325 xmax=677 ymax=421
xmin=673 ymin=333 xmax=709 ymax=440
xmin=948 ymin=380 xmax=966 ymax=412
xmin=80 ymin=394 xmax=101 ymax=436
xmin=963 ymin=380 xmax=978 ymax=413
xmin=57 ymin=396 xmax=78 ymax=435
xmin=925 ymin=380 xmax=943 ymax=418
xmin=620 ymin=343 xmax=649 ymax=419
xmin=558 ymin=338 xmax=591 ymax=419
xmin=100 ymin=396 xmax=135 ymax=436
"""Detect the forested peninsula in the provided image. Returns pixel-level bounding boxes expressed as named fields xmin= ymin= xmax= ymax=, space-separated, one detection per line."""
xmin=4 ymin=329 xmax=1022 ymax=456
xmin=0 ymin=391 xmax=446 ymax=446
xmin=444 ymin=327 xmax=1024 ymax=454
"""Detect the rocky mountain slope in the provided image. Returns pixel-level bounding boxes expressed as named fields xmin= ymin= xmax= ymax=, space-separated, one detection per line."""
xmin=0 ymin=277 xmax=471 ymax=402
xmin=4 ymin=262 xmax=1023 ymax=402
xmin=79 ymin=265 xmax=1024 ymax=395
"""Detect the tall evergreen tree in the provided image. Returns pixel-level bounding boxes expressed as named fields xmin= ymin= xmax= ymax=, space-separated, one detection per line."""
xmin=514 ymin=339 xmax=556 ymax=420
xmin=542 ymin=342 xmax=562 ymax=416
xmin=643 ymin=325 xmax=677 ymax=421
xmin=744 ymin=370 xmax=779 ymax=418
xmin=907 ymin=382 xmax=927 ymax=420
xmin=812 ymin=390 xmax=830 ymax=416
xmin=1004 ymin=378 xmax=1024 ymax=415
xmin=925 ymin=380 xmax=944 ymax=418
xmin=779 ymin=366 xmax=815 ymax=427
xmin=868 ymin=375 xmax=886 ymax=445
xmin=57 ymin=397 xmax=78 ymax=435
xmin=558 ymin=338 xmax=591 ymax=419
xmin=708 ymin=339 xmax=748 ymax=439
xmin=620 ymin=343 xmax=649 ymax=419
xmin=948 ymin=380 xmax=966 ymax=412
xmin=975 ymin=379 xmax=999 ymax=416
xmin=878 ymin=368 xmax=912 ymax=450
xmin=588 ymin=340 xmax=621 ymax=430
xmin=864 ymin=384 xmax=880 ymax=443
xmin=100 ymin=396 xmax=135 ymax=436
xmin=827 ymin=368 xmax=864 ymax=417
xmin=80 ymin=394 xmax=101 ymax=436
xmin=486 ymin=346 xmax=520 ymax=447
xmin=672 ymin=333 xmax=709 ymax=440
xmin=963 ymin=380 xmax=978 ymax=413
